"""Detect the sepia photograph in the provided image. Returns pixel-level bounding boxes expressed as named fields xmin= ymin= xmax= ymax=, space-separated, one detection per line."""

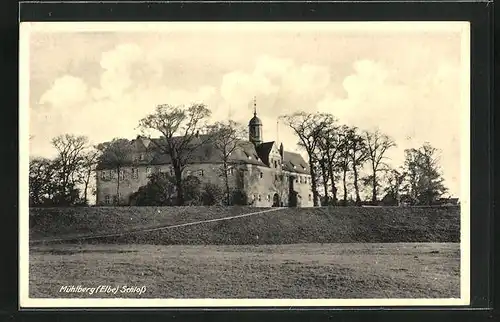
xmin=20 ymin=21 xmax=470 ymax=307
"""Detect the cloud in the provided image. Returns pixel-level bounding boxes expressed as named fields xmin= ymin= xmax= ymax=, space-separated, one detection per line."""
xmin=316 ymin=59 xmax=462 ymax=196
xmin=39 ymin=75 xmax=89 ymax=108
xmin=31 ymin=42 xmax=217 ymax=157
xmin=219 ymin=55 xmax=334 ymax=123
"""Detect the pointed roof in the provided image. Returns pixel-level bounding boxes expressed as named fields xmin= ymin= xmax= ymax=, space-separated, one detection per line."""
xmin=248 ymin=97 xmax=262 ymax=126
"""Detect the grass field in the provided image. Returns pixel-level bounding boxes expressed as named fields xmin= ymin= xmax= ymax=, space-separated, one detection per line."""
xmin=28 ymin=206 xmax=461 ymax=299
xmin=29 ymin=242 xmax=460 ymax=299
xmin=30 ymin=206 xmax=460 ymax=244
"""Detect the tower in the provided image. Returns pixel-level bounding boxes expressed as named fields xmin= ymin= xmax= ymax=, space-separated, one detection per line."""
xmin=248 ymin=97 xmax=263 ymax=146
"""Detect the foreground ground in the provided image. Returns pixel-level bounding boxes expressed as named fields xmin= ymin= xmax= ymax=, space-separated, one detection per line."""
xmin=30 ymin=242 xmax=460 ymax=299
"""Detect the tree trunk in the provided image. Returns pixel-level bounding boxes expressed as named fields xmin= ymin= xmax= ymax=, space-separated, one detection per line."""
xmin=319 ymin=160 xmax=329 ymax=204
xmin=83 ymin=174 xmax=90 ymax=205
xmin=309 ymin=160 xmax=320 ymax=207
xmin=327 ymin=164 xmax=337 ymax=205
xmin=173 ymin=165 xmax=184 ymax=206
xmin=342 ymin=168 xmax=348 ymax=206
xmin=371 ymin=167 xmax=377 ymax=203
xmin=352 ymin=164 xmax=361 ymax=205
xmin=116 ymin=166 xmax=120 ymax=206
xmin=223 ymin=162 xmax=230 ymax=205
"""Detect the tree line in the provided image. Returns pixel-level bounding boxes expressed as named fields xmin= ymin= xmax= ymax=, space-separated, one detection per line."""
xmin=29 ymin=104 xmax=449 ymax=207
xmin=281 ymin=112 xmax=449 ymax=207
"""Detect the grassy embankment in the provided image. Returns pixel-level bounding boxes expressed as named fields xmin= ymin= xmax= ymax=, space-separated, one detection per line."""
xmin=29 ymin=206 xmax=460 ymax=244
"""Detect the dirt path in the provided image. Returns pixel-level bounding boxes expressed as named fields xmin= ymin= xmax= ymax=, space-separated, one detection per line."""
xmin=30 ymin=207 xmax=285 ymax=244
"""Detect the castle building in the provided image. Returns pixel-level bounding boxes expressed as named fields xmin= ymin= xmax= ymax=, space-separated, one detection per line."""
xmin=95 ymin=107 xmax=313 ymax=207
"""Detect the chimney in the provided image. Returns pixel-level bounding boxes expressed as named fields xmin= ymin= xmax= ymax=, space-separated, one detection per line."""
xmin=279 ymin=143 xmax=284 ymax=159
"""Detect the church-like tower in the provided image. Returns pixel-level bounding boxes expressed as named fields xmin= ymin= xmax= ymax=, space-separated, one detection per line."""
xmin=248 ymin=97 xmax=263 ymax=146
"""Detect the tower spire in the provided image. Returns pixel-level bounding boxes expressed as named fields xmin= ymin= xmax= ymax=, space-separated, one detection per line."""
xmin=253 ymin=96 xmax=257 ymax=116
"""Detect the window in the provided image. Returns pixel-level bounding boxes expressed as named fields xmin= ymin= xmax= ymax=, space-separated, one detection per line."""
xmin=139 ymin=154 xmax=145 ymax=161
xmin=295 ymin=177 xmax=298 ymax=183
xmin=199 ymin=169 xmax=204 ymax=177
xmin=105 ymin=195 xmax=110 ymax=204
xmin=229 ymin=168 xmax=234 ymax=175
xmin=299 ymin=176 xmax=303 ymax=184
xmin=146 ymin=167 xmax=151 ymax=175
xmin=260 ymin=172 xmax=263 ymax=179
xmin=169 ymin=167 xmax=174 ymax=176
xmin=275 ymin=174 xmax=279 ymax=181
xmin=304 ymin=177 xmax=308 ymax=184
xmin=132 ymin=168 xmax=139 ymax=179
xmin=119 ymin=169 xmax=125 ymax=180
xmin=266 ymin=195 xmax=270 ymax=201
xmin=113 ymin=195 xmax=118 ymax=205
xmin=258 ymin=195 xmax=262 ymax=201
xmin=186 ymin=170 xmax=192 ymax=176
xmin=308 ymin=194 xmax=312 ymax=201
xmin=101 ymin=171 xmax=106 ymax=179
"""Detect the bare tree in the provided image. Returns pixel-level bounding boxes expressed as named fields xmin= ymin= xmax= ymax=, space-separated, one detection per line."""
xmin=81 ymin=147 xmax=100 ymax=205
xmin=97 ymin=138 xmax=134 ymax=205
xmin=316 ymin=122 xmax=344 ymax=205
xmin=138 ymin=103 xmax=212 ymax=206
xmin=346 ymin=127 xmax=368 ymax=205
xmin=51 ymin=134 xmax=88 ymax=205
xmin=280 ymin=112 xmax=334 ymax=206
xmin=364 ymin=129 xmax=396 ymax=203
xmin=207 ymin=120 xmax=246 ymax=205
xmin=337 ymin=128 xmax=351 ymax=206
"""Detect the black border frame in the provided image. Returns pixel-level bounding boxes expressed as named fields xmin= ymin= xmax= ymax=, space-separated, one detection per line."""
xmin=2 ymin=1 xmax=495 ymax=321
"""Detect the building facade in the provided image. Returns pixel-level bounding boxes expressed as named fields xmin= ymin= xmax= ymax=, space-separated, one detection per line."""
xmin=95 ymin=110 xmax=314 ymax=207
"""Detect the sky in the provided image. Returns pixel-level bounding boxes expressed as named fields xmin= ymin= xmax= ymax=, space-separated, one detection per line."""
xmin=23 ymin=22 xmax=469 ymax=198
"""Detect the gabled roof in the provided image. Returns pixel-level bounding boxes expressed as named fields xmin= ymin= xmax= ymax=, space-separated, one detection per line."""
xmin=255 ymin=141 xmax=274 ymax=166
xmin=282 ymin=151 xmax=310 ymax=174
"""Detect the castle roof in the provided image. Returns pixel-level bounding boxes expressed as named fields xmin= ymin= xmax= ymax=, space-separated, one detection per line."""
xmin=96 ymin=136 xmax=310 ymax=175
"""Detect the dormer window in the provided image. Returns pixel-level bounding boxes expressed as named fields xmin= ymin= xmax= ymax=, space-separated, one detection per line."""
xmin=248 ymin=156 xmax=252 ymax=160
